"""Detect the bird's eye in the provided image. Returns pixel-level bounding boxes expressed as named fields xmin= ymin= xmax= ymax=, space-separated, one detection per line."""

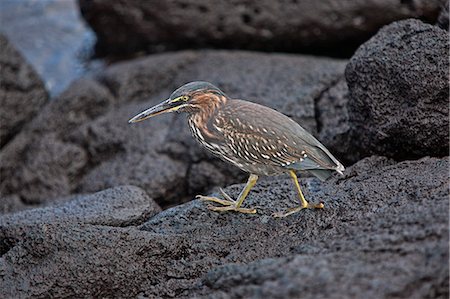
xmin=182 ymin=96 xmax=189 ymax=101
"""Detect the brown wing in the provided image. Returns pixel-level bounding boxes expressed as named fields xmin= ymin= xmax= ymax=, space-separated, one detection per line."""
xmin=214 ymin=99 xmax=342 ymax=171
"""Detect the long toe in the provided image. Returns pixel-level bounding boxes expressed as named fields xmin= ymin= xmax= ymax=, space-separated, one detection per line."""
xmin=272 ymin=207 xmax=303 ymax=218
xmin=273 ymin=202 xmax=324 ymax=218
xmin=219 ymin=188 xmax=234 ymax=202
xmin=208 ymin=205 xmax=257 ymax=214
xmin=196 ymin=195 xmax=235 ymax=206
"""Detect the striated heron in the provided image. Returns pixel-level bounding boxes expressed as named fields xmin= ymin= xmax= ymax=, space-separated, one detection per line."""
xmin=129 ymin=81 xmax=344 ymax=217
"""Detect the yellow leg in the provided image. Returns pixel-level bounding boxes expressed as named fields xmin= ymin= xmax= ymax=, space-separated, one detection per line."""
xmin=196 ymin=174 xmax=258 ymax=214
xmin=273 ymin=170 xmax=324 ymax=218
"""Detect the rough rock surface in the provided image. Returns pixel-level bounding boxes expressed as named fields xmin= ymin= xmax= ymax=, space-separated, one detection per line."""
xmin=78 ymin=0 xmax=444 ymax=57
xmin=0 ymin=51 xmax=347 ymax=210
xmin=316 ymin=78 xmax=352 ymax=164
xmin=0 ymin=33 xmax=48 ymax=147
xmin=0 ymin=185 xmax=161 ymax=227
xmin=1 ymin=156 xmax=448 ymax=298
xmin=345 ymin=19 xmax=449 ymax=161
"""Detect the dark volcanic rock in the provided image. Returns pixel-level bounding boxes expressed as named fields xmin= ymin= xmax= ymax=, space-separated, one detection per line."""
xmin=0 ymin=51 xmax=347 ymax=210
xmin=0 ymin=185 xmax=161 ymax=227
xmin=316 ymin=78 xmax=352 ymax=165
xmin=345 ymin=19 xmax=449 ymax=161
xmin=0 ymin=156 xmax=448 ymax=298
xmin=0 ymin=33 xmax=48 ymax=147
xmin=437 ymin=1 xmax=449 ymax=30
xmin=78 ymin=0 xmax=444 ymax=57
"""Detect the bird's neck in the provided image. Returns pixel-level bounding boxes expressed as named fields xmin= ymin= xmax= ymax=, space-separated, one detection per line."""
xmin=188 ymin=93 xmax=228 ymax=139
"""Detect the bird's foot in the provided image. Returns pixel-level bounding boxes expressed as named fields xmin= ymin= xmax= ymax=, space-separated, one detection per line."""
xmin=272 ymin=201 xmax=324 ymax=218
xmin=196 ymin=188 xmax=257 ymax=214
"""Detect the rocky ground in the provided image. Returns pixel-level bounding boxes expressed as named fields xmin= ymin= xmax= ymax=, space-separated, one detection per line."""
xmin=79 ymin=0 xmax=444 ymax=57
xmin=0 ymin=3 xmax=448 ymax=299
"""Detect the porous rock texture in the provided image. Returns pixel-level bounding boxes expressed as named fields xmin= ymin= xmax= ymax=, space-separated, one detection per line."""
xmin=0 ymin=33 xmax=48 ymax=147
xmin=345 ymin=19 xmax=449 ymax=161
xmin=0 ymin=156 xmax=448 ymax=298
xmin=0 ymin=50 xmax=348 ymax=211
xmin=78 ymin=0 xmax=444 ymax=56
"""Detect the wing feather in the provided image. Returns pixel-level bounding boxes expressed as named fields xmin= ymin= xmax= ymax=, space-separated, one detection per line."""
xmin=216 ymin=100 xmax=344 ymax=173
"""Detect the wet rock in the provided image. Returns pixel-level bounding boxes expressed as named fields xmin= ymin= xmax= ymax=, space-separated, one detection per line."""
xmin=0 ymin=156 xmax=448 ymax=298
xmin=0 ymin=50 xmax=347 ymax=210
xmin=345 ymin=19 xmax=449 ymax=161
xmin=78 ymin=0 xmax=443 ymax=57
xmin=0 ymin=34 xmax=48 ymax=147
xmin=0 ymin=0 xmax=98 ymax=96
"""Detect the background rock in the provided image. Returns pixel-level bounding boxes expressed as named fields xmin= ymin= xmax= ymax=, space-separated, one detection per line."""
xmin=0 ymin=34 xmax=48 ymax=147
xmin=436 ymin=1 xmax=449 ymax=30
xmin=78 ymin=0 xmax=444 ymax=57
xmin=316 ymin=78 xmax=352 ymax=164
xmin=345 ymin=19 xmax=449 ymax=161
xmin=1 ymin=156 xmax=447 ymax=298
xmin=0 ymin=0 xmax=98 ymax=96
xmin=0 ymin=50 xmax=348 ymax=211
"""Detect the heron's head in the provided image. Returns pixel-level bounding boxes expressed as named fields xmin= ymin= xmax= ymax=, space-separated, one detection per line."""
xmin=128 ymin=81 xmax=226 ymax=123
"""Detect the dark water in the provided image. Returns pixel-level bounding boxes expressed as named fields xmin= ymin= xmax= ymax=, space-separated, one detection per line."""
xmin=0 ymin=0 xmax=101 ymax=97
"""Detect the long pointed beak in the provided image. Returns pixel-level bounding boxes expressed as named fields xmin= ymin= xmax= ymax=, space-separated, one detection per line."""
xmin=128 ymin=99 xmax=184 ymax=123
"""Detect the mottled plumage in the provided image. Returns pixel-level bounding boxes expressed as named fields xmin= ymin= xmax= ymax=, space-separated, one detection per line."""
xmin=129 ymin=81 xmax=345 ymax=217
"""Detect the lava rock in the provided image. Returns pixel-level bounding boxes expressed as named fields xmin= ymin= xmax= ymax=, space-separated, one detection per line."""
xmin=0 ymin=185 xmax=161 ymax=227
xmin=316 ymin=78 xmax=352 ymax=165
xmin=345 ymin=19 xmax=449 ymax=161
xmin=0 ymin=50 xmax=347 ymax=210
xmin=78 ymin=0 xmax=444 ymax=57
xmin=437 ymin=1 xmax=449 ymax=30
xmin=0 ymin=33 xmax=48 ymax=147
xmin=0 ymin=156 xmax=448 ymax=298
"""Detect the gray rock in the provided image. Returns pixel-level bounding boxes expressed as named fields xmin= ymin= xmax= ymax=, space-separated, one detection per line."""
xmin=0 ymin=51 xmax=347 ymax=210
xmin=78 ymin=0 xmax=444 ymax=57
xmin=0 ymin=185 xmax=161 ymax=227
xmin=345 ymin=19 xmax=449 ymax=161
xmin=0 ymin=156 xmax=448 ymax=298
xmin=0 ymin=194 xmax=27 ymax=215
xmin=0 ymin=33 xmax=48 ymax=147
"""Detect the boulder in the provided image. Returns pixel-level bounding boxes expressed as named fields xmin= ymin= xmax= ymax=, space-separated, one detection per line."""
xmin=345 ymin=19 xmax=449 ymax=161
xmin=0 ymin=50 xmax=347 ymax=210
xmin=0 ymin=185 xmax=161 ymax=227
xmin=78 ymin=0 xmax=444 ymax=57
xmin=1 ymin=156 xmax=448 ymax=298
xmin=0 ymin=33 xmax=48 ymax=147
